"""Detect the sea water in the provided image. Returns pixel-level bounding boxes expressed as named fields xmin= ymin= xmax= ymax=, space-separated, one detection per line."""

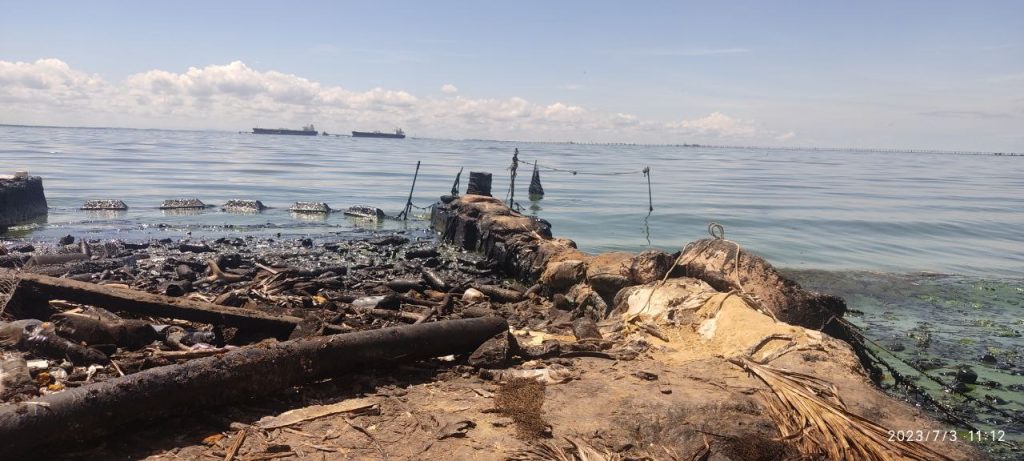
xmin=1 ymin=125 xmax=1021 ymax=449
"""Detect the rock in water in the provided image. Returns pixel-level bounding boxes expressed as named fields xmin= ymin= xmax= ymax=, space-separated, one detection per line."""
xmin=160 ymin=198 xmax=206 ymax=209
xmin=81 ymin=199 xmax=128 ymax=210
xmin=0 ymin=175 xmax=48 ymax=229
xmin=955 ymin=366 xmax=978 ymax=385
xmin=290 ymin=202 xmax=332 ymax=213
xmin=222 ymin=200 xmax=266 ymax=213
xmin=343 ymin=206 xmax=385 ymax=220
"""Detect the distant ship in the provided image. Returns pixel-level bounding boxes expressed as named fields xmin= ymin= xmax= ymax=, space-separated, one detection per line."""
xmin=352 ymin=128 xmax=405 ymax=139
xmin=252 ymin=124 xmax=319 ymax=136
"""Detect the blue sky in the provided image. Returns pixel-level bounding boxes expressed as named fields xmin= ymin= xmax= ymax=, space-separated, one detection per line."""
xmin=1 ymin=1 xmax=1022 ymax=151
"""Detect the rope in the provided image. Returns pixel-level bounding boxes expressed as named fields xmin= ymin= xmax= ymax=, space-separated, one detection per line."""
xmin=513 ymin=157 xmax=645 ymax=176
xmin=630 ymin=223 xmax=767 ymax=327
xmin=708 ymin=222 xmax=725 ymax=239
xmin=705 ymin=222 xmax=746 ymax=293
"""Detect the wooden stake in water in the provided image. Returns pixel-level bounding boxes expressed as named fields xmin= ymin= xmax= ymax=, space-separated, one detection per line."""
xmin=451 ymin=167 xmax=463 ymax=196
xmin=398 ymin=161 xmax=421 ymax=221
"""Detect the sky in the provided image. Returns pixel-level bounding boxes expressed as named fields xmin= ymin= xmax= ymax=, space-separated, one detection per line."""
xmin=1 ymin=1 xmax=1022 ymax=152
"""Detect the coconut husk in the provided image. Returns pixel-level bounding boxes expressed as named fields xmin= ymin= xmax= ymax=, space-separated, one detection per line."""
xmin=730 ymin=357 xmax=957 ymax=461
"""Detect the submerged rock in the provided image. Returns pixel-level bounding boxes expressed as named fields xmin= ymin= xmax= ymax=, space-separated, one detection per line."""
xmin=955 ymin=366 xmax=978 ymax=385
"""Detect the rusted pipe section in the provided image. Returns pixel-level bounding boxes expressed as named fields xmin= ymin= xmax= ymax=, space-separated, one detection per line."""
xmin=0 ymin=316 xmax=508 ymax=456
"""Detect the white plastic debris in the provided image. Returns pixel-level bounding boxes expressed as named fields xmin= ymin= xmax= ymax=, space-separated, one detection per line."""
xmin=26 ymin=360 xmax=49 ymax=372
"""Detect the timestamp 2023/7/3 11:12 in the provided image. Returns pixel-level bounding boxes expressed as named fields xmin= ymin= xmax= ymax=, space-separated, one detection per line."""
xmin=888 ymin=430 xmax=1007 ymax=442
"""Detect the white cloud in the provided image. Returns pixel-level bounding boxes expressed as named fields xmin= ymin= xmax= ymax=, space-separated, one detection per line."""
xmin=775 ymin=131 xmax=797 ymax=141
xmin=664 ymin=112 xmax=759 ymax=138
xmin=0 ymin=58 xmax=791 ymax=144
xmin=0 ymin=58 xmax=107 ymax=103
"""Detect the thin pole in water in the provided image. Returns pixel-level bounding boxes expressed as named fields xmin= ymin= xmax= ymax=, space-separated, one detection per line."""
xmin=643 ymin=166 xmax=653 ymax=213
xmin=451 ymin=167 xmax=463 ymax=196
xmin=508 ymin=148 xmax=519 ymax=207
xmin=398 ymin=160 xmax=421 ymax=221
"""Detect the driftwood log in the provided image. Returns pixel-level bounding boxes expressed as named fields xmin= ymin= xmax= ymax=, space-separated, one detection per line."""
xmin=3 ymin=271 xmax=301 ymax=339
xmin=0 ymin=316 xmax=508 ymax=456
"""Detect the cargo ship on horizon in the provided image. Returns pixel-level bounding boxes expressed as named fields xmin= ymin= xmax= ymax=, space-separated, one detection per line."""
xmin=252 ymin=124 xmax=318 ymax=136
xmin=352 ymin=128 xmax=405 ymax=139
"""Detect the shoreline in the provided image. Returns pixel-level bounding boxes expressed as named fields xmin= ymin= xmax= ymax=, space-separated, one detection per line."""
xmin=0 ymin=194 xmax=1017 ymax=459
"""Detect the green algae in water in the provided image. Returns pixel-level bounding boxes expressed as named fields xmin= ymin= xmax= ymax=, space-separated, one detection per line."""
xmin=786 ymin=269 xmax=1023 ymax=459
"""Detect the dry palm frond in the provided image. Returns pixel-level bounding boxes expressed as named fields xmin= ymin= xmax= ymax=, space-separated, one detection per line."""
xmin=729 ymin=357 xmax=957 ymax=461
xmin=509 ymin=437 xmax=621 ymax=461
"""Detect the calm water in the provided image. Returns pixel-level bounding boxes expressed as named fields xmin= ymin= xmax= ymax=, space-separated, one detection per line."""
xmin=1 ymin=125 xmax=1021 ymax=278
xmin=1 ymin=125 xmax=1022 ymax=448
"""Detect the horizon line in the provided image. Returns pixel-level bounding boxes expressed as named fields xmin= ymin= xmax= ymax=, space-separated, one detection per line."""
xmin=0 ymin=123 xmax=1019 ymax=157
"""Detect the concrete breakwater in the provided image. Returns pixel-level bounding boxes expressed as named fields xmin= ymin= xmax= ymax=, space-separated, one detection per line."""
xmin=0 ymin=175 xmax=48 ymax=234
